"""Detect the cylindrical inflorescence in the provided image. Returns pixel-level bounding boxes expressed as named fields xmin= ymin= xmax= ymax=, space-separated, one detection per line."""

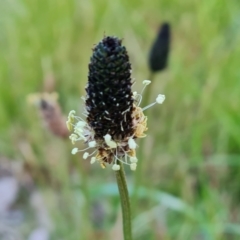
xmin=86 ymin=36 xmax=134 ymax=140
xmin=67 ymin=36 xmax=165 ymax=169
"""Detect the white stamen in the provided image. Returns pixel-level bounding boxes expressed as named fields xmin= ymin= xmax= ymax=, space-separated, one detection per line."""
xmin=75 ymin=115 xmax=86 ymax=122
xmin=112 ymin=164 xmax=120 ymax=171
xmin=128 ymin=138 xmax=137 ymax=149
xmin=89 ymin=150 xmax=97 ymax=157
xmin=156 ymin=94 xmax=166 ymax=104
xmin=71 ymin=148 xmax=78 ymax=155
xmin=113 ymin=152 xmax=132 ymax=166
xmin=88 ymin=141 xmax=96 ymax=148
xmin=90 ymin=157 xmax=96 ymax=164
xmin=130 ymin=163 xmax=137 ymax=171
xmin=133 ymin=91 xmax=137 ymax=98
xmin=83 ymin=152 xmax=89 ymax=159
xmin=73 ymin=128 xmax=86 ymax=140
xmin=141 ymin=80 xmax=151 ymax=95
xmin=142 ymin=80 xmax=151 ymax=85
xmin=142 ymin=102 xmax=156 ymax=111
xmin=136 ymin=94 xmax=143 ymax=106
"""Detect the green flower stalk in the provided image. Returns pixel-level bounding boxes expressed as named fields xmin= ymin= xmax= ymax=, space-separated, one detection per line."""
xmin=66 ymin=36 xmax=165 ymax=171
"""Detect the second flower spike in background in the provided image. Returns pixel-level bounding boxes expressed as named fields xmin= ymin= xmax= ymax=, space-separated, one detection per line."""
xmin=148 ymin=22 xmax=171 ymax=73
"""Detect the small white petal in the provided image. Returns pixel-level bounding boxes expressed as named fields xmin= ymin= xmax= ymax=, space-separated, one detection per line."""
xmin=130 ymin=163 xmax=137 ymax=171
xmin=142 ymin=80 xmax=151 ymax=85
xmin=83 ymin=152 xmax=89 ymax=159
xmin=90 ymin=157 xmax=96 ymax=164
xmin=88 ymin=141 xmax=96 ymax=148
xmin=156 ymin=94 xmax=165 ymax=104
xmin=71 ymin=148 xmax=78 ymax=155
xmin=112 ymin=164 xmax=120 ymax=171
xmin=128 ymin=138 xmax=137 ymax=149
xmin=104 ymin=134 xmax=111 ymax=142
xmin=130 ymin=157 xmax=138 ymax=163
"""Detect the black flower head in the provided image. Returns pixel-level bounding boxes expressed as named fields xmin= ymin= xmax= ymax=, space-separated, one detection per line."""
xmin=86 ymin=36 xmax=134 ymax=140
xmin=66 ymin=36 xmax=166 ymax=171
xmin=148 ymin=23 xmax=171 ymax=72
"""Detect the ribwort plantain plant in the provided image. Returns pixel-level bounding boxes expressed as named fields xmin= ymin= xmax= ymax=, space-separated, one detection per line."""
xmin=66 ymin=36 xmax=165 ymax=240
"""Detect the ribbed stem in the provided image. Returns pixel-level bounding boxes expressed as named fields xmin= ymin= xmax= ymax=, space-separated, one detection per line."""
xmin=115 ymin=161 xmax=132 ymax=240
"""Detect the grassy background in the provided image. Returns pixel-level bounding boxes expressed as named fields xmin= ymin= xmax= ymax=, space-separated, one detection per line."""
xmin=1 ymin=0 xmax=240 ymax=239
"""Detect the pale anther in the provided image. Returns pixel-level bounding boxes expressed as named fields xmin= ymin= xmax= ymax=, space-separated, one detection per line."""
xmin=142 ymin=80 xmax=151 ymax=85
xmin=128 ymin=138 xmax=137 ymax=149
xmin=130 ymin=163 xmax=137 ymax=171
xmin=66 ymin=120 xmax=72 ymax=131
xmin=71 ymin=148 xmax=78 ymax=155
xmin=104 ymin=134 xmax=111 ymax=142
xmin=68 ymin=110 xmax=76 ymax=117
xmin=68 ymin=110 xmax=76 ymax=121
xmin=112 ymin=164 xmax=120 ymax=171
xmin=88 ymin=141 xmax=96 ymax=148
xmin=107 ymin=140 xmax=117 ymax=148
xmin=156 ymin=94 xmax=166 ymax=104
xmin=83 ymin=152 xmax=89 ymax=159
xmin=130 ymin=157 xmax=138 ymax=163
xmin=90 ymin=157 xmax=96 ymax=164
xmin=69 ymin=134 xmax=78 ymax=144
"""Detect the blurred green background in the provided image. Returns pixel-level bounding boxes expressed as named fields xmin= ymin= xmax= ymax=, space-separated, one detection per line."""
xmin=1 ymin=0 xmax=240 ymax=239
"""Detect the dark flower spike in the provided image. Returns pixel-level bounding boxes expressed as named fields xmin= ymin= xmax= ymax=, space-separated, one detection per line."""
xmin=148 ymin=22 xmax=171 ymax=72
xmin=66 ymin=36 xmax=166 ymax=171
